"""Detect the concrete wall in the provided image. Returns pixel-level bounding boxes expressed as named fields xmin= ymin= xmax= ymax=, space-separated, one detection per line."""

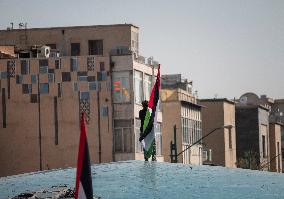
xmin=199 ymin=100 xmax=226 ymax=166
xmin=223 ymin=102 xmax=237 ymax=168
xmin=0 ymin=55 xmax=113 ymax=176
xmin=161 ymin=101 xmax=182 ymax=163
xmin=269 ymin=123 xmax=282 ymax=172
xmin=0 ymin=24 xmax=136 ymax=57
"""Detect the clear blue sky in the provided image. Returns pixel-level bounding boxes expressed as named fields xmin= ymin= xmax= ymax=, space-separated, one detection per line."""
xmin=1 ymin=0 xmax=283 ymax=99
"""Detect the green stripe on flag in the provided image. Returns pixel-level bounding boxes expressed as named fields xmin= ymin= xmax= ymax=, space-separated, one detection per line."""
xmin=143 ymin=110 xmax=151 ymax=132
xmin=144 ymin=140 xmax=155 ymax=159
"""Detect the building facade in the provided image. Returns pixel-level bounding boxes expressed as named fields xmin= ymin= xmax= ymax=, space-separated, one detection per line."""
xmin=237 ymin=92 xmax=283 ymax=172
xmin=0 ymin=24 xmax=163 ymax=176
xmin=269 ymin=123 xmax=282 ymax=173
xmin=199 ymin=99 xmax=237 ymax=168
xmin=161 ymin=74 xmax=202 ymax=165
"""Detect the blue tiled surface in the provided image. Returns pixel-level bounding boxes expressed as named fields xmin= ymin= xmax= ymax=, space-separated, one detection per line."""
xmin=0 ymin=160 xmax=284 ymax=199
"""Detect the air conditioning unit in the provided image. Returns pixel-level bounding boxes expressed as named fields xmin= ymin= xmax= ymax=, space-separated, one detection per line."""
xmin=38 ymin=46 xmax=51 ymax=58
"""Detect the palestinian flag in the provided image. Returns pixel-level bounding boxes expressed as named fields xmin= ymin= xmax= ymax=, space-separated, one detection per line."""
xmin=75 ymin=113 xmax=93 ymax=199
xmin=140 ymin=64 xmax=160 ymax=159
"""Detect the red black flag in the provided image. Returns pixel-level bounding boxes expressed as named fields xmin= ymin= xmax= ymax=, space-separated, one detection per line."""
xmin=75 ymin=113 xmax=93 ymax=199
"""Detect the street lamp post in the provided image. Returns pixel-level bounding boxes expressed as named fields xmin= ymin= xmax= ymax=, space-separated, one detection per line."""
xmin=170 ymin=124 xmax=233 ymax=163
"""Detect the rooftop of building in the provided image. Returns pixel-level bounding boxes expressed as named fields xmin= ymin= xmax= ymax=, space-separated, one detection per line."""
xmin=235 ymin=104 xmax=270 ymax=111
xmin=198 ymin=98 xmax=235 ymax=105
xmin=2 ymin=160 xmax=284 ymax=199
xmin=0 ymin=23 xmax=139 ymax=32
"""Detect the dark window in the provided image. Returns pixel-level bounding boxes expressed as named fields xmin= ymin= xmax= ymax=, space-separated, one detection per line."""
xmin=46 ymin=44 xmax=56 ymax=49
xmin=97 ymin=71 xmax=107 ymax=81
xmin=62 ymin=72 xmax=71 ymax=82
xmin=77 ymin=71 xmax=88 ymax=81
xmin=71 ymin=43 xmax=80 ymax=56
xmin=88 ymin=40 xmax=103 ymax=55
xmin=100 ymin=62 xmax=105 ymax=71
xmin=16 ymin=75 xmax=23 ymax=84
xmin=31 ymin=75 xmax=37 ymax=84
xmin=39 ymin=66 xmax=48 ymax=74
xmin=48 ymin=69 xmax=55 ymax=74
xmin=39 ymin=59 xmax=48 ymax=67
xmin=48 ymin=73 xmax=55 ymax=83
xmin=73 ymin=82 xmax=78 ymax=92
xmin=22 ymin=84 xmax=32 ymax=94
xmin=40 ymin=83 xmax=49 ymax=94
xmin=57 ymin=83 xmax=62 ymax=97
xmin=87 ymin=76 xmax=96 ymax=82
xmin=262 ymin=135 xmax=266 ymax=158
xmin=1 ymin=72 xmax=7 ymax=79
xmin=101 ymin=106 xmax=108 ymax=116
xmin=229 ymin=128 xmax=232 ymax=149
xmin=80 ymin=92 xmax=90 ymax=100
xmin=55 ymin=59 xmax=61 ymax=69
xmin=70 ymin=58 xmax=78 ymax=72
xmin=30 ymin=94 xmax=38 ymax=103
xmin=89 ymin=82 xmax=97 ymax=90
xmin=21 ymin=60 xmax=29 ymax=74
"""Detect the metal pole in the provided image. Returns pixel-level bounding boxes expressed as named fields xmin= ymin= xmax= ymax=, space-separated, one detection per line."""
xmin=174 ymin=125 xmax=177 ymax=162
xmin=176 ymin=127 xmax=222 ymax=157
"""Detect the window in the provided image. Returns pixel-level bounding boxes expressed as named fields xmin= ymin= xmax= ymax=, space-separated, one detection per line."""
xmin=1 ymin=71 xmax=7 ymax=79
xmin=70 ymin=57 xmax=78 ymax=72
xmin=48 ymin=73 xmax=55 ymax=83
xmin=71 ymin=43 xmax=80 ymax=56
xmin=57 ymin=83 xmax=62 ymax=97
xmin=46 ymin=44 xmax=56 ymax=49
xmin=77 ymin=71 xmax=88 ymax=81
xmin=144 ymin=74 xmax=152 ymax=101
xmin=39 ymin=59 xmax=48 ymax=74
xmin=89 ymin=82 xmax=97 ymax=90
xmin=87 ymin=76 xmax=96 ymax=82
xmin=262 ymin=135 xmax=266 ymax=158
xmin=73 ymin=82 xmax=78 ymax=92
xmin=30 ymin=94 xmax=38 ymax=103
xmin=39 ymin=83 xmax=49 ymax=94
xmin=16 ymin=75 xmax=23 ymax=84
xmin=100 ymin=62 xmax=105 ymax=71
xmin=21 ymin=60 xmax=29 ymax=74
xmin=55 ymin=59 xmax=61 ymax=69
xmin=134 ymin=70 xmax=143 ymax=104
xmin=101 ymin=106 xmax=108 ymax=117
xmin=88 ymin=40 xmax=103 ymax=55
xmin=97 ymin=71 xmax=107 ymax=81
xmin=228 ymin=128 xmax=232 ymax=149
xmin=155 ymin=122 xmax=162 ymax=156
xmin=22 ymin=84 xmax=32 ymax=94
xmin=135 ymin=118 xmax=143 ymax=153
xmin=39 ymin=59 xmax=48 ymax=67
xmin=62 ymin=72 xmax=71 ymax=82
xmin=31 ymin=75 xmax=37 ymax=84
xmin=39 ymin=66 xmax=48 ymax=74
xmin=80 ymin=91 xmax=90 ymax=100
xmin=112 ymin=72 xmax=130 ymax=103
xmin=114 ymin=119 xmax=132 ymax=153
xmin=131 ymin=31 xmax=139 ymax=54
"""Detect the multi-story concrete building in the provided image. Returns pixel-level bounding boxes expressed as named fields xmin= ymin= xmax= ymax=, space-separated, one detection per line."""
xmin=161 ymin=74 xmax=202 ymax=165
xmin=0 ymin=24 xmax=163 ymax=177
xmin=198 ymin=99 xmax=237 ymax=168
xmin=236 ymin=92 xmax=283 ymax=172
xmin=236 ymin=93 xmax=270 ymax=171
